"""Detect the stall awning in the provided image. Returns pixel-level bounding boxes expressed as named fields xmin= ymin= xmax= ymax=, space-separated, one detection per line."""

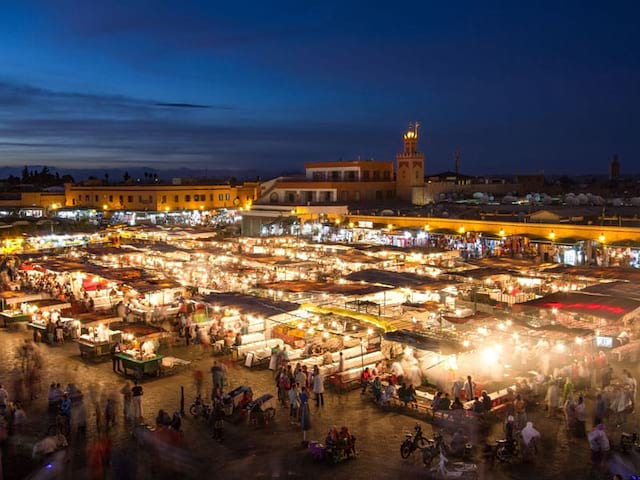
xmin=518 ymin=291 xmax=640 ymax=322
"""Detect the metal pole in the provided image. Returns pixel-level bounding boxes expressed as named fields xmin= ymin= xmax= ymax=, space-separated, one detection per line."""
xmin=180 ymin=386 xmax=185 ymax=416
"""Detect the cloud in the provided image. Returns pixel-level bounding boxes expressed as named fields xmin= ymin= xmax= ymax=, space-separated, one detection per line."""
xmin=0 ymin=79 xmax=230 ymax=116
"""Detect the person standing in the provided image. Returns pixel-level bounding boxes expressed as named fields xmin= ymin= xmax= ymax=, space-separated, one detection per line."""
xmin=120 ymin=381 xmax=133 ymax=422
xmin=131 ymin=381 xmax=143 ymax=423
xmin=111 ymin=342 xmax=122 ymax=373
xmin=601 ymin=367 xmax=613 ymax=390
xmin=464 ymin=375 xmax=475 ymax=402
xmin=575 ymin=395 xmax=587 ymax=437
xmin=0 ymin=384 xmax=8 ymax=414
xmin=312 ymin=365 xmax=325 ymax=407
xmin=193 ymin=369 xmax=204 ymax=398
xmin=299 ymin=386 xmax=312 ymax=445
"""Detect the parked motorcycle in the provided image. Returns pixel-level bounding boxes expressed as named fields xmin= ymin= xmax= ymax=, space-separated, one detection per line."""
xmin=189 ymin=395 xmax=212 ymax=420
xmin=493 ymin=438 xmax=519 ymax=463
xmin=427 ymin=451 xmax=478 ymax=479
xmin=620 ymin=432 xmax=640 ymax=453
xmin=423 ymin=432 xmax=473 ymax=466
xmin=400 ymin=424 xmax=428 ymax=458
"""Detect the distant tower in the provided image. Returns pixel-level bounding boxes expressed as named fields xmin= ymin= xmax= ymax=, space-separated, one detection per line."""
xmin=610 ymin=154 xmax=620 ymax=180
xmin=396 ymin=122 xmax=425 ymax=200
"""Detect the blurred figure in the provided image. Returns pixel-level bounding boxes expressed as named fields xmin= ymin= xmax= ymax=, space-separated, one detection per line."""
xmin=120 ymin=381 xmax=133 ymax=422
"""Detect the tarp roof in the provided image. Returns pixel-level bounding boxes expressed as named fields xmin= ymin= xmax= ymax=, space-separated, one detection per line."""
xmin=580 ymin=281 xmax=640 ymax=302
xmin=518 ymin=291 xmax=640 ymax=321
xmin=258 ymin=280 xmax=390 ymax=296
xmin=345 ymin=269 xmax=456 ymax=290
xmin=545 ymin=265 xmax=640 ymax=282
xmin=199 ymin=292 xmax=299 ymax=317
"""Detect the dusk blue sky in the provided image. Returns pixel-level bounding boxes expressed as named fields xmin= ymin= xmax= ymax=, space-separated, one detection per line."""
xmin=0 ymin=1 xmax=638 ymax=176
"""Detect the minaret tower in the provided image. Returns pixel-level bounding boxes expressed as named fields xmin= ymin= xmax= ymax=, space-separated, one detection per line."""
xmin=396 ymin=122 xmax=425 ymax=200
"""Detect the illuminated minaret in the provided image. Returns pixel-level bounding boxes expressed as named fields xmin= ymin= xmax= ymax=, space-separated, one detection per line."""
xmin=396 ymin=122 xmax=425 ymax=200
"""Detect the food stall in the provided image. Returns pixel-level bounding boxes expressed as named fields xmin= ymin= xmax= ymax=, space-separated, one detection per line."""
xmin=115 ymin=339 xmax=164 ymax=378
xmin=75 ymin=323 xmax=123 ymax=359
xmin=0 ymin=291 xmax=50 ymax=327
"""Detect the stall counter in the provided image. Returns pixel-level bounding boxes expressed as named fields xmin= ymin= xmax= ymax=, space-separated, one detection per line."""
xmin=115 ymin=353 xmax=164 ymax=378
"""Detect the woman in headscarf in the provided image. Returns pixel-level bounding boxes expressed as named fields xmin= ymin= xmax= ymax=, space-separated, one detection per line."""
xmin=520 ymin=421 xmax=540 ymax=462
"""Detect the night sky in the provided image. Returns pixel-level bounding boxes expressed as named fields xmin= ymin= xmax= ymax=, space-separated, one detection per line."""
xmin=1 ymin=1 xmax=638 ymax=176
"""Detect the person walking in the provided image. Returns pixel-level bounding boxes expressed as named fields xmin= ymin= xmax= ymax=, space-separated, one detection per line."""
xmin=131 ymin=381 xmax=143 ymax=423
xmin=545 ymin=379 xmax=560 ymax=418
xmin=593 ymin=393 xmax=607 ymax=427
xmin=312 ymin=365 xmax=324 ymax=407
xmin=575 ymin=395 xmax=587 ymax=437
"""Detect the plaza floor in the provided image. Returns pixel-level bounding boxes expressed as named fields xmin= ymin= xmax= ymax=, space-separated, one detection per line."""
xmin=1 ymin=328 xmax=639 ymax=480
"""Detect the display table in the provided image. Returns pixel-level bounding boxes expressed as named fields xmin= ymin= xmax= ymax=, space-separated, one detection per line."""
xmin=115 ymin=353 xmax=164 ymax=378
xmin=1 ymin=310 xmax=30 ymax=327
xmin=76 ymin=339 xmax=115 ymax=359
xmin=28 ymin=322 xmax=49 ymax=342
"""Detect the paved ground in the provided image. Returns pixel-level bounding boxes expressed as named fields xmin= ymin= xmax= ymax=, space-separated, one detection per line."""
xmin=1 ymin=327 xmax=640 ymax=480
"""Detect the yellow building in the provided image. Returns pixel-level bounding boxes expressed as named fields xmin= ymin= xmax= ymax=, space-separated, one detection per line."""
xmin=64 ymin=182 xmax=259 ymax=211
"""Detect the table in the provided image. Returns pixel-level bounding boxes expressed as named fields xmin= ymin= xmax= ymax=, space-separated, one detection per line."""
xmin=0 ymin=311 xmax=30 ymax=327
xmin=76 ymin=339 xmax=115 ymax=359
xmin=115 ymin=353 xmax=164 ymax=378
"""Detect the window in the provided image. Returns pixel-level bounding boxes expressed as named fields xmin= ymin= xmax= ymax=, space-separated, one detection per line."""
xmin=85 ymin=195 xmax=89 ymax=202
xmin=161 ymin=195 xmax=166 ymax=204
xmin=218 ymin=194 xmax=223 ymax=201
xmin=109 ymin=195 xmax=113 ymax=202
xmin=209 ymin=194 xmax=213 ymax=201
xmin=194 ymin=194 xmax=199 ymax=201
xmin=185 ymin=195 xmax=191 ymax=202
xmin=127 ymin=195 xmax=133 ymax=203
xmin=383 ymin=171 xmax=390 ymax=180
xmin=138 ymin=196 xmax=143 ymax=202
xmin=149 ymin=195 xmax=152 ymax=202
xmin=373 ymin=171 xmax=380 ymax=180
xmin=225 ymin=193 xmax=230 ymax=200
xmin=355 ymin=191 xmax=360 ymax=201
xmin=119 ymin=195 xmax=123 ymax=204
xmin=174 ymin=195 xmax=179 ymax=202
xmin=72 ymin=199 xmax=76 ymax=205
xmin=362 ymin=171 xmax=370 ymax=181
xmin=95 ymin=195 xmax=98 ymax=202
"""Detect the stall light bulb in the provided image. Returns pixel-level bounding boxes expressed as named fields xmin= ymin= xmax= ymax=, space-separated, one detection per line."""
xmin=462 ymin=340 xmax=470 ymax=348
xmin=506 ymin=320 xmax=512 ymax=327
xmin=344 ymin=335 xmax=351 ymax=342
xmin=367 ymin=328 xmax=373 ymax=335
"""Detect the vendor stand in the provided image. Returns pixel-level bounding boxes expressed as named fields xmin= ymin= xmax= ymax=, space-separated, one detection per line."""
xmin=115 ymin=352 xmax=164 ymax=378
xmin=75 ymin=324 xmax=123 ymax=360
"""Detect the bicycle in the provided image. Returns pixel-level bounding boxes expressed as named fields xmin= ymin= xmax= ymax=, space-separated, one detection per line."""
xmin=47 ymin=413 xmax=70 ymax=437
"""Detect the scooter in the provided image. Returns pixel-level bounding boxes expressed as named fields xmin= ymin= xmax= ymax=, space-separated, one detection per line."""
xmin=423 ymin=432 xmax=473 ymax=466
xmin=427 ymin=451 xmax=478 ymax=479
xmin=400 ymin=424 xmax=428 ymax=458
xmin=493 ymin=438 xmax=519 ymax=463
xmin=620 ymin=432 xmax=640 ymax=453
xmin=189 ymin=394 xmax=212 ymax=420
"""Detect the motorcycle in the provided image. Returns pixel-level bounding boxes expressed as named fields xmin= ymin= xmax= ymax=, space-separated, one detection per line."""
xmin=189 ymin=395 xmax=212 ymax=420
xmin=427 ymin=451 xmax=478 ymax=479
xmin=620 ymin=432 xmax=640 ymax=453
xmin=400 ymin=424 xmax=428 ymax=458
xmin=493 ymin=438 xmax=519 ymax=463
xmin=423 ymin=432 xmax=473 ymax=466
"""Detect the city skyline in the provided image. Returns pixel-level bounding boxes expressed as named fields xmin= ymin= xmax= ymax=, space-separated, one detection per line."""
xmin=0 ymin=1 xmax=639 ymax=175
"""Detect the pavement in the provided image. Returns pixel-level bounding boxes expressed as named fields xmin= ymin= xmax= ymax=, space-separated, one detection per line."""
xmin=1 ymin=327 xmax=640 ymax=480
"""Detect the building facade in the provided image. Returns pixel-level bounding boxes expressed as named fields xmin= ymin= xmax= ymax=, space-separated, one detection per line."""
xmin=64 ymin=182 xmax=259 ymax=211
xmin=396 ymin=122 xmax=425 ymax=200
xmin=262 ymin=160 xmax=395 ymax=204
